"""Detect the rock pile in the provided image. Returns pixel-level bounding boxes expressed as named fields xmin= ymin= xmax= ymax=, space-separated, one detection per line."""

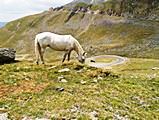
xmin=0 ymin=48 xmax=16 ymax=64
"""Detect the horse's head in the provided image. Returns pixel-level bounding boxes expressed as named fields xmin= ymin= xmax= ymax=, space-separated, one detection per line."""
xmin=77 ymin=52 xmax=87 ymax=63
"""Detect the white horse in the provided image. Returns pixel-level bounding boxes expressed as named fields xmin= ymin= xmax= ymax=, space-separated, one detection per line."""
xmin=35 ymin=32 xmax=87 ymax=64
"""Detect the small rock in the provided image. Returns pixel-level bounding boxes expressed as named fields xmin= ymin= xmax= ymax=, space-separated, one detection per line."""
xmin=89 ymin=111 xmax=98 ymax=120
xmin=97 ymin=76 xmax=103 ymax=80
xmin=92 ymin=79 xmax=98 ymax=83
xmin=60 ymin=79 xmax=68 ymax=83
xmin=0 ymin=113 xmax=8 ymax=120
xmin=56 ymin=87 xmax=65 ymax=92
xmin=48 ymin=66 xmax=57 ymax=70
xmin=80 ymin=80 xmax=87 ymax=85
xmin=77 ymin=69 xmax=83 ymax=73
xmin=152 ymin=67 xmax=159 ymax=70
xmin=58 ymin=76 xmax=64 ymax=80
xmin=70 ymin=105 xmax=80 ymax=113
xmin=22 ymin=117 xmax=33 ymax=120
xmin=114 ymin=113 xmax=129 ymax=120
xmin=58 ymin=68 xmax=70 ymax=73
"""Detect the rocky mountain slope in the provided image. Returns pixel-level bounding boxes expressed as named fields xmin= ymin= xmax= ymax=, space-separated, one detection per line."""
xmin=68 ymin=0 xmax=107 ymax=5
xmin=0 ymin=0 xmax=159 ymax=60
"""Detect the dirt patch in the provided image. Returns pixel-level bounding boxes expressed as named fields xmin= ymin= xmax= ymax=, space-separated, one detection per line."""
xmin=0 ymin=81 xmax=49 ymax=97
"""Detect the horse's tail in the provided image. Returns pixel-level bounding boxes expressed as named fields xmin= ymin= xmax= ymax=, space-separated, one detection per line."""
xmin=35 ymin=36 xmax=41 ymax=62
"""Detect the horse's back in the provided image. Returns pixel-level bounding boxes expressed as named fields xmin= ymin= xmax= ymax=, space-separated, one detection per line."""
xmin=35 ymin=32 xmax=76 ymax=51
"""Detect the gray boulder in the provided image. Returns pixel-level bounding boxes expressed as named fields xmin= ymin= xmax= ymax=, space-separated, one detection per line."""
xmin=0 ymin=48 xmax=16 ymax=64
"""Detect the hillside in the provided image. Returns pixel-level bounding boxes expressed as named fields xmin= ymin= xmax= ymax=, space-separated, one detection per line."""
xmin=0 ymin=0 xmax=159 ymax=61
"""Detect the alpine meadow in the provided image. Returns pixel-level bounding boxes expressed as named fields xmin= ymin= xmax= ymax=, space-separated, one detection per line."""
xmin=0 ymin=0 xmax=159 ymax=119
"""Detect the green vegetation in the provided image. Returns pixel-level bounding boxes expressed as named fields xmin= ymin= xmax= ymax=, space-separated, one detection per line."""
xmin=95 ymin=57 xmax=116 ymax=63
xmin=75 ymin=2 xmax=89 ymax=8
xmin=0 ymin=58 xmax=159 ymax=119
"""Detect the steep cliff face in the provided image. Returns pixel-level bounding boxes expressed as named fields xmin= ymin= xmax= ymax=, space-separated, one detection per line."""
xmin=66 ymin=0 xmax=159 ymax=19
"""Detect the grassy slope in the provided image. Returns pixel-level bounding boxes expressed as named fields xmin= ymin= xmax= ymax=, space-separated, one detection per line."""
xmin=0 ymin=10 xmax=158 ymax=60
xmin=0 ymin=59 xmax=159 ymax=119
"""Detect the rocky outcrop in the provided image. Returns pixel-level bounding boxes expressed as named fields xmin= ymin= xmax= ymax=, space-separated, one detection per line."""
xmin=0 ymin=48 xmax=16 ymax=64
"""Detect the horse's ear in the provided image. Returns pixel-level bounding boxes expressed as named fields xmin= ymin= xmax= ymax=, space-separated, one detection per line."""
xmin=83 ymin=52 xmax=87 ymax=56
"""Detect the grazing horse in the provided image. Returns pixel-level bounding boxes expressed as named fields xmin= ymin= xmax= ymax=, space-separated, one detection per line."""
xmin=35 ymin=32 xmax=87 ymax=64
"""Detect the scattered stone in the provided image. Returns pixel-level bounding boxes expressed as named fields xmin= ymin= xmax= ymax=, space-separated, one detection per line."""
xmin=152 ymin=67 xmax=159 ymax=70
xmin=89 ymin=111 xmax=98 ymax=120
xmin=0 ymin=48 xmax=16 ymax=64
xmin=48 ymin=66 xmax=57 ymax=70
xmin=97 ymin=76 xmax=103 ymax=80
xmin=57 ymin=76 xmax=68 ymax=83
xmin=58 ymin=68 xmax=70 ymax=73
xmin=80 ymin=80 xmax=87 ymax=85
xmin=60 ymin=79 xmax=68 ymax=83
xmin=147 ymin=74 xmax=157 ymax=80
xmin=92 ymin=79 xmax=98 ymax=83
xmin=0 ymin=113 xmax=8 ymax=120
xmin=56 ymin=87 xmax=65 ymax=92
xmin=58 ymin=76 xmax=64 ymax=80
xmin=70 ymin=105 xmax=80 ymax=113
xmin=22 ymin=117 xmax=33 ymax=120
xmin=77 ymin=69 xmax=83 ymax=73
xmin=114 ymin=113 xmax=129 ymax=120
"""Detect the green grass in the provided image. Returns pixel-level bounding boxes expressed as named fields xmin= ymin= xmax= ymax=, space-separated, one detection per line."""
xmin=95 ymin=57 xmax=116 ymax=63
xmin=0 ymin=58 xmax=159 ymax=119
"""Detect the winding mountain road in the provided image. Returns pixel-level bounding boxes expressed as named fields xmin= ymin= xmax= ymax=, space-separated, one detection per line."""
xmin=86 ymin=55 xmax=127 ymax=68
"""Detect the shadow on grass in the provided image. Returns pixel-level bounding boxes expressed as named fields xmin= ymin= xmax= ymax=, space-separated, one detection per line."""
xmin=0 ymin=60 xmax=21 ymax=65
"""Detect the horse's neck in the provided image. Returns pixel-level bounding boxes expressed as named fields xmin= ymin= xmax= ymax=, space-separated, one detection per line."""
xmin=74 ymin=40 xmax=84 ymax=56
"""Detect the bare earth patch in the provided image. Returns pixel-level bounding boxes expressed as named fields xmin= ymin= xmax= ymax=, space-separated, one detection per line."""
xmin=0 ymin=80 xmax=49 ymax=98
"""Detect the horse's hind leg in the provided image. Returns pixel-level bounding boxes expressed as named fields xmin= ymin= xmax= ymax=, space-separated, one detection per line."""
xmin=35 ymin=43 xmax=40 ymax=65
xmin=35 ymin=54 xmax=39 ymax=65
xmin=39 ymin=48 xmax=45 ymax=64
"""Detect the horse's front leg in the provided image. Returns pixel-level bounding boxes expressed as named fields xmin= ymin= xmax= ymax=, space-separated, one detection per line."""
xmin=62 ymin=52 xmax=68 ymax=63
xmin=67 ymin=49 xmax=72 ymax=61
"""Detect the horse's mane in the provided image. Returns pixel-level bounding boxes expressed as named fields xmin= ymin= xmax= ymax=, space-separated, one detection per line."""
xmin=73 ymin=37 xmax=84 ymax=55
